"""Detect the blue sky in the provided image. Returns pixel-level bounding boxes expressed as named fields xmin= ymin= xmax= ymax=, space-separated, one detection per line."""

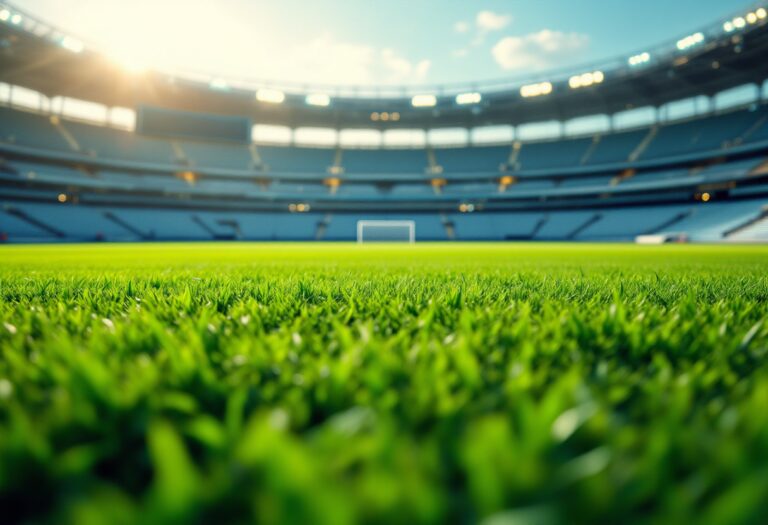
xmin=16 ymin=0 xmax=753 ymax=86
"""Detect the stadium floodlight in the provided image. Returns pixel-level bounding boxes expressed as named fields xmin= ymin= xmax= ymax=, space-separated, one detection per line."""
xmin=520 ymin=82 xmax=552 ymax=98
xmin=723 ymin=9 xmax=765 ymax=32
xmin=357 ymin=220 xmax=415 ymax=243
xmin=628 ymin=52 xmax=651 ymax=66
xmin=306 ymin=93 xmax=331 ymax=107
xmin=372 ymin=112 xmax=399 ymax=121
xmin=323 ymin=177 xmax=341 ymax=189
xmin=10 ymin=13 xmax=21 ymax=24
xmin=569 ymin=71 xmax=605 ymax=89
xmin=0 ymin=9 xmax=9 ymax=21
xmin=455 ymin=92 xmax=482 ymax=105
xmin=256 ymin=88 xmax=285 ymax=104
xmin=411 ymin=94 xmax=437 ymax=107
xmin=676 ymin=32 xmax=704 ymax=50
xmin=61 ymin=36 xmax=84 ymax=53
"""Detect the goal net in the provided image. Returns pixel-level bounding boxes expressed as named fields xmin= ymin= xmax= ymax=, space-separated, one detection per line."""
xmin=357 ymin=220 xmax=415 ymax=244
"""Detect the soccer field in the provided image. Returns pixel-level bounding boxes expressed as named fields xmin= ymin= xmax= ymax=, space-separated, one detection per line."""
xmin=1 ymin=243 xmax=768 ymax=524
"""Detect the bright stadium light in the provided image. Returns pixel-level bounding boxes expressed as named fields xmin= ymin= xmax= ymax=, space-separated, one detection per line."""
xmin=288 ymin=203 xmax=311 ymax=213
xmin=371 ymin=112 xmax=399 ymax=121
xmin=323 ymin=177 xmax=341 ymax=188
xmin=60 ymin=36 xmax=85 ymax=53
xmin=569 ymin=71 xmax=605 ymax=89
xmin=723 ymin=10 xmax=765 ymax=32
xmin=10 ymin=13 xmax=21 ymax=24
xmin=520 ymin=82 xmax=552 ymax=98
xmin=256 ymin=88 xmax=285 ymax=104
xmin=110 ymin=50 xmax=148 ymax=74
xmin=306 ymin=93 xmax=331 ymax=107
xmin=628 ymin=52 xmax=651 ymax=66
xmin=0 ymin=9 xmax=9 ymax=21
xmin=411 ymin=94 xmax=437 ymax=107
xmin=209 ymin=78 xmax=229 ymax=91
xmin=455 ymin=92 xmax=482 ymax=105
xmin=676 ymin=32 xmax=704 ymax=50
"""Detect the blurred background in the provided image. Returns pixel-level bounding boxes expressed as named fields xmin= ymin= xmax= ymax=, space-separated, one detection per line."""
xmin=0 ymin=0 xmax=767 ymax=243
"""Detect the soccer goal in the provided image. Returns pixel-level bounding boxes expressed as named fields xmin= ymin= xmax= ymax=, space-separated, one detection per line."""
xmin=357 ymin=220 xmax=415 ymax=244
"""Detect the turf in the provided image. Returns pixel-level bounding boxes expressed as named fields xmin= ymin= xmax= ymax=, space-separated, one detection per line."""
xmin=1 ymin=243 xmax=768 ymax=524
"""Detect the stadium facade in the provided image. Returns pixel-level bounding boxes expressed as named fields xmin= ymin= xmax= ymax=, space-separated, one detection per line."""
xmin=1 ymin=3 xmax=768 ymax=242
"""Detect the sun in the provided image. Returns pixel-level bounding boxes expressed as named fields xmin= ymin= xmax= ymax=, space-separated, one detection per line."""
xmin=89 ymin=0 xmax=237 ymax=74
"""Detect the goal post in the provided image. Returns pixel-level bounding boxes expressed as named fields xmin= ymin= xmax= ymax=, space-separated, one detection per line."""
xmin=357 ymin=220 xmax=416 ymax=244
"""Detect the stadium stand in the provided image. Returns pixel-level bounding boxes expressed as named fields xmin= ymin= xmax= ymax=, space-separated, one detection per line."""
xmin=1 ymin=99 xmax=768 ymax=242
xmin=178 ymin=140 xmax=255 ymax=171
xmin=435 ymin=145 xmax=509 ymax=173
xmin=0 ymin=107 xmax=72 ymax=151
xmin=258 ymin=146 xmax=334 ymax=174
xmin=586 ymin=129 xmax=648 ymax=165
xmin=728 ymin=212 xmax=768 ymax=241
xmin=64 ymin=119 xmax=177 ymax=164
xmin=516 ymin=137 xmax=593 ymax=170
xmin=641 ymin=106 xmax=768 ymax=160
xmin=342 ymin=148 xmax=429 ymax=174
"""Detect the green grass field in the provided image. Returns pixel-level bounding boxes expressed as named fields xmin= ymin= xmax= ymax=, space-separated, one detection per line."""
xmin=2 ymin=243 xmax=768 ymax=524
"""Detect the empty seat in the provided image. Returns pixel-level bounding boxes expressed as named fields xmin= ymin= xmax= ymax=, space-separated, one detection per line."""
xmin=435 ymin=146 xmax=509 ymax=173
xmin=517 ymin=138 xmax=592 ymax=170
xmin=259 ymin=146 xmax=335 ymax=173
xmin=181 ymin=140 xmax=254 ymax=170
xmin=343 ymin=149 xmax=428 ymax=174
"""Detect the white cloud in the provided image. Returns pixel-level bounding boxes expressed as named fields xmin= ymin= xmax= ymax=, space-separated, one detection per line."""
xmin=464 ymin=10 xmax=511 ymax=47
xmin=269 ymin=35 xmax=430 ymax=85
xmin=454 ymin=21 xmax=469 ymax=34
xmin=452 ymin=49 xmax=469 ymax=59
xmin=414 ymin=60 xmax=432 ymax=79
xmin=381 ymin=48 xmax=431 ymax=83
xmin=492 ymin=30 xmax=589 ymax=71
xmin=284 ymin=35 xmax=375 ymax=85
xmin=476 ymin=11 xmax=511 ymax=33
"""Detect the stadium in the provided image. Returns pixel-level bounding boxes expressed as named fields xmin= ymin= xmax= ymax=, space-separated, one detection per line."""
xmin=1 ymin=1 xmax=768 ymax=523
xmin=0 ymin=3 xmax=768 ymax=242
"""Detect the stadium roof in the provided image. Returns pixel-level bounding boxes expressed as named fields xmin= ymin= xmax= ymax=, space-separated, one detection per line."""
xmin=0 ymin=2 xmax=767 ymax=129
